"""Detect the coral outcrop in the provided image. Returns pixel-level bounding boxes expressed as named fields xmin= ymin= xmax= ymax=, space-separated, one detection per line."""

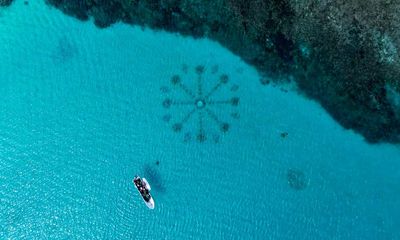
xmin=7 ymin=0 xmax=400 ymax=143
xmin=290 ymin=0 xmax=400 ymax=143
xmin=0 ymin=0 xmax=13 ymax=7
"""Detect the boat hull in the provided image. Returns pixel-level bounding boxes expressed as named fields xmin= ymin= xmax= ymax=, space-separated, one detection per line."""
xmin=133 ymin=177 xmax=155 ymax=209
xmin=145 ymin=197 xmax=155 ymax=209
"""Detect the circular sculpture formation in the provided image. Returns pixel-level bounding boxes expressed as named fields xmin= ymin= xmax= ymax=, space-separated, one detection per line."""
xmin=161 ymin=64 xmax=240 ymax=143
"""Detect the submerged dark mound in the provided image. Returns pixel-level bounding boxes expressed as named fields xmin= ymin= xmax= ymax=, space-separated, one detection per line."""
xmin=0 ymin=0 xmax=13 ymax=7
xmin=10 ymin=0 xmax=400 ymax=143
xmin=287 ymin=168 xmax=308 ymax=191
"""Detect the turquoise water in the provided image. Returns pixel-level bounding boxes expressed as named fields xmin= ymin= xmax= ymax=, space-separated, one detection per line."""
xmin=1 ymin=1 xmax=400 ymax=239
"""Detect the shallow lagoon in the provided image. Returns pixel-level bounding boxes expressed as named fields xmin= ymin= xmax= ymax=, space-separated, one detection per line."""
xmin=0 ymin=1 xmax=399 ymax=239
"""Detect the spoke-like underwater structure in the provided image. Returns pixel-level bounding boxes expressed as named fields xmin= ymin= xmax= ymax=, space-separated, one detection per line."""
xmin=161 ymin=65 xmax=240 ymax=143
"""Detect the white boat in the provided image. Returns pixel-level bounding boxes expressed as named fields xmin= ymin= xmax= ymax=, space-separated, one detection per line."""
xmin=142 ymin=178 xmax=151 ymax=191
xmin=133 ymin=176 xmax=155 ymax=209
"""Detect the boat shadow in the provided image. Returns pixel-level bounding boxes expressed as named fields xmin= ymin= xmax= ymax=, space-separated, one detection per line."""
xmin=143 ymin=164 xmax=166 ymax=194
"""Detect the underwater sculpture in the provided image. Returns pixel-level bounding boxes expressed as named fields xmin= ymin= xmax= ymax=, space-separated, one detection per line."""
xmin=162 ymin=65 xmax=239 ymax=143
xmin=7 ymin=0 xmax=399 ymax=143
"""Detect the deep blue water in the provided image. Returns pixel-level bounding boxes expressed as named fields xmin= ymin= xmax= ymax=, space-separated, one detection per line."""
xmin=1 ymin=1 xmax=400 ymax=239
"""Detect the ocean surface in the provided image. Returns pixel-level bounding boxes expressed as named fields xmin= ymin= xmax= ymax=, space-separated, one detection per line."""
xmin=1 ymin=1 xmax=399 ymax=239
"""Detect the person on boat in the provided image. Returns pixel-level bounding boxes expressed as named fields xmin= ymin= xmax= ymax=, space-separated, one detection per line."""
xmin=134 ymin=178 xmax=140 ymax=187
xmin=143 ymin=193 xmax=151 ymax=202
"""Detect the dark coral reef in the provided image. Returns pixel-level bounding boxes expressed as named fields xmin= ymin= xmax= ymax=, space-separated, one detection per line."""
xmin=0 ymin=0 xmax=13 ymax=7
xmin=290 ymin=0 xmax=400 ymax=143
xmin=8 ymin=0 xmax=400 ymax=143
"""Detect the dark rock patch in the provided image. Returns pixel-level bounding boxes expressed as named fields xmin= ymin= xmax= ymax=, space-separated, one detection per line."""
xmin=272 ymin=32 xmax=295 ymax=63
xmin=286 ymin=168 xmax=308 ymax=190
xmin=0 ymin=0 xmax=13 ymax=7
xmin=52 ymin=36 xmax=77 ymax=64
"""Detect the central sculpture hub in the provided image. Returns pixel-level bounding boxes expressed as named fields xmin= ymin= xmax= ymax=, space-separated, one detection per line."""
xmin=195 ymin=99 xmax=206 ymax=109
